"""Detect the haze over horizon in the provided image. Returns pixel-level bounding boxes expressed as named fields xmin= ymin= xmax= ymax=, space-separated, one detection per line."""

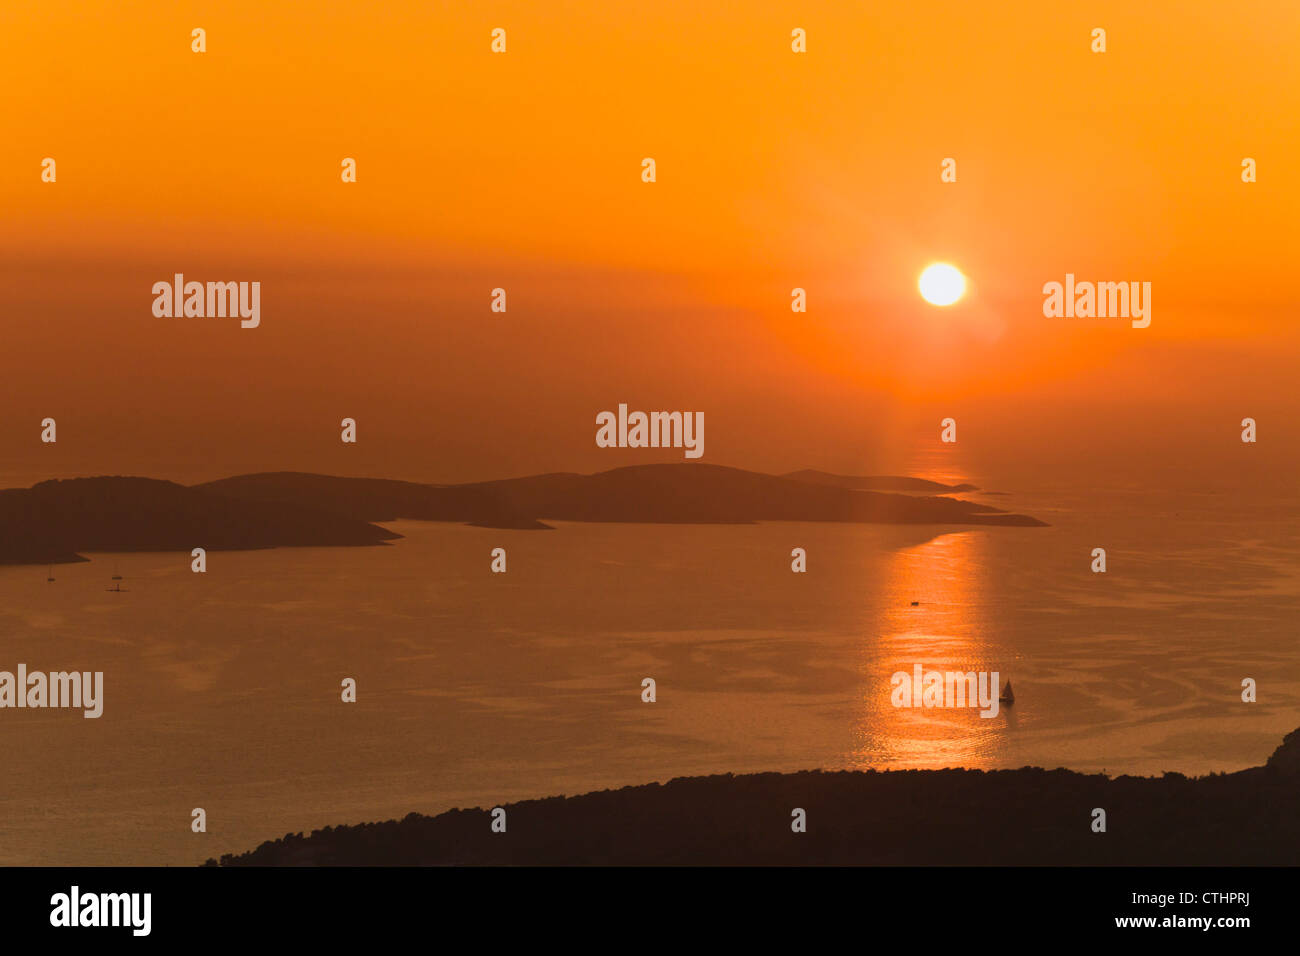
xmin=2 ymin=1 xmax=1297 ymax=490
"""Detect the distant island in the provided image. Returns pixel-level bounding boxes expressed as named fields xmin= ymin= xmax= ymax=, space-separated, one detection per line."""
xmin=0 ymin=464 xmax=1044 ymax=566
xmin=781 ymin=470 xmax=980 ymax=494
xmin=0 ymin=476 xmax=398 ymax=566
xmin=195 ymin=464 xmax=1042 ymax=529
xmin=209 ymin=727 xmax=1300 ymax=866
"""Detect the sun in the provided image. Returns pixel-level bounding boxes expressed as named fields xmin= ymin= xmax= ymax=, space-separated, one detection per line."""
xmin=918 ymin=263 xmax=966 ymax=306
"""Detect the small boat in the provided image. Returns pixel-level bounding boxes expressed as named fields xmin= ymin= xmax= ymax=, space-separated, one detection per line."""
xmin=999 ymin=680 xmax=1015 ymax=704
xmin=910 ymin=600 xmax=919 ymax=606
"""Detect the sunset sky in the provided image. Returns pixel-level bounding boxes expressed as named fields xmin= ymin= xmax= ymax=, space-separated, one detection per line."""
xmin=2 ymin=1 xmax=1297 ymax=487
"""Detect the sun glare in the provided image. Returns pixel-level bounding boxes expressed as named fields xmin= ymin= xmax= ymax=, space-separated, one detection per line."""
xmin=918 ymin=263 xmax=966 ymax=306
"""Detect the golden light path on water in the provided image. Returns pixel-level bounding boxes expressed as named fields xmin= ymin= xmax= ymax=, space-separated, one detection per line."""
xmin=848 ymin=441 xmax=1013 ymax=770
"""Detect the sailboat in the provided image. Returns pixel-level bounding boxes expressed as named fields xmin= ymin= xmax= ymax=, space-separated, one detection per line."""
xmin=46 ymin=565 xmax=55 ymax=583
xmin=106 ymin=564 xmax=128 ymax=593
xmin=999 ymin=680 xmax=1015 ymax=704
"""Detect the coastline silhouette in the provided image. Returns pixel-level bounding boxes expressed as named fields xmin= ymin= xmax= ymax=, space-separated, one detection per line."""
xmin=0 ymin=464 xmax=1044 ymax=566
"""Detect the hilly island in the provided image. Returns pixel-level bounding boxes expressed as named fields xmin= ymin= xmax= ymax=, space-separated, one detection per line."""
xmin=0 ymin=464 xmax=1044 ymax=566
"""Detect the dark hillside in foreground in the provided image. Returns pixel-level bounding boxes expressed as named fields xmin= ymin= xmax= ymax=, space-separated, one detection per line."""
xmin=212 ymin=728 xmax=1300 ymax=866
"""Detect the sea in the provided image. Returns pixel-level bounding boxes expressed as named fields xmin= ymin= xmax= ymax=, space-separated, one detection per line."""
xmin=2 ymin=480 xmax=1298 ymax=864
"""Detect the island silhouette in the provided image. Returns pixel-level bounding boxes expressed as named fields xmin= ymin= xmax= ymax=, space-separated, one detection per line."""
xmin=780 ymin=470 xmax=980 ymax=493
xmin=0 ymin=476 xmax=399 ymax=565
xmin=0 ymin=464 xmax=1044 ymax=565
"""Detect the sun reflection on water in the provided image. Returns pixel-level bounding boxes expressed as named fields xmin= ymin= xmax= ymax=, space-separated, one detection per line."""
xmin=849 ymin=530 xmax=1014 ymax=770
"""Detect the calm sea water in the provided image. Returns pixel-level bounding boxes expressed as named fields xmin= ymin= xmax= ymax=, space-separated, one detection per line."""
xmin=2 ymin=485 xmax=1298 ymax=865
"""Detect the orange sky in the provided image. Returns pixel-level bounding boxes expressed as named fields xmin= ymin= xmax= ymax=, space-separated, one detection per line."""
xmin=1 ymin=1 xmax=1297 ymax=486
